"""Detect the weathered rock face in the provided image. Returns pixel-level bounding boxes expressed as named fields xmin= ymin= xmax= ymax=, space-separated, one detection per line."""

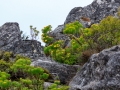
xmin=0 ymin=22 xmax=21 ymax=51
xmin=14 ymin=40 xmax=45 ymax=60
xmin=69 ymin=45 xmax=120 ymax=90
xmin=48 ymin=24 xmax=71 ymax=48
xmin=0 ymin=22 xmax=44 ymax=60
xmin=53 ymin=0 xmax=120 ymax=33
xmin=49 ymin=0 xmax=120 ymax=47
xmin=49 ymin=25 xmax=70 ymax=46
xmin=65 ymin=0 xmax=120 ymax=27
xmin=31 ymin=60 xmax=80 ymax=84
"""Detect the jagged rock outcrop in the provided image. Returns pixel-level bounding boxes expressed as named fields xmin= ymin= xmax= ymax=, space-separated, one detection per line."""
xmin=65 ymin=0 xmax=120 ymax=27
xmin=49 ymin=0 xmax=120 ymax=47
xmin=69 ymin=45 xmax=120 ymax=90
xmin=0 ymin=22 xmax=21 ymax=51
xmin=0 ymin=22 xmax=44 ymax=60
xmin=31 ymin=60 xmax=80 ymax=84
xmin=48 ymin=25 xmax=70 ymax=47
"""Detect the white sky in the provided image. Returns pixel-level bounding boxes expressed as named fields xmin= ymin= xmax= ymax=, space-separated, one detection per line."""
xmin=0 ymin=0 xmax=93 ymax=45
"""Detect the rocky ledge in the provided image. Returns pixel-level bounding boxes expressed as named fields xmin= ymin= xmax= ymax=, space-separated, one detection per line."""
xmin=69 ymin=45 xmax=120 ymax=90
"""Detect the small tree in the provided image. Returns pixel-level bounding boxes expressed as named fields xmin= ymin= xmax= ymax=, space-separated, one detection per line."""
xmin=30 ymin=25 xmax=39 ymax=40
xmin=42 ymin=15 xmax=120 ymax=65
xmin=30 ymin=25 xmax=40 ymax=56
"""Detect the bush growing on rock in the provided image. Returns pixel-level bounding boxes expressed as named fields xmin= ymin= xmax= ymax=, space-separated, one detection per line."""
xmin=0 ymin=51 xmax=53 ymax=90
xmin=42 ymin=16 xmax=120 ymax=65
xmin=0 ymin=60 xmax=11 ymax=72
xmin=41 ymin=25 xmax=54 ymax=45
xmin=0 ymin=51 xmax=69 ymax=90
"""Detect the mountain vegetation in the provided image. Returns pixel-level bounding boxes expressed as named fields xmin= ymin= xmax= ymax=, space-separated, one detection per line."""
xmin=0 ymin=51 xmax=69 ymax=90
xmin=42 ymin=15 xmax=120 ymax=65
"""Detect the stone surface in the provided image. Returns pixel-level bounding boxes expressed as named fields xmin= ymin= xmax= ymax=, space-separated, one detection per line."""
xmin=13 ymin=40 xmax=44 ymax=60
xmin=49 ymin=0 xmax=120 ymax=48
xmin=51 ymin=25 xmax=64 ymax=34
xmin=48 ymin=24 xmax=71 ymax=47
xmin=0 ymin=22 xmax=45 ymax=60
xmin=65 ymin=0 xmax=120 ymax=27
xmin=49 ymin=24 xmax=70 ymax=41
xmin=31 ymin=59 xmax=80 ymax=84
xmin=0 ymin=22 xmax=21 ymax=51
xmin=69 ymin=45 xmax=120 ymax=90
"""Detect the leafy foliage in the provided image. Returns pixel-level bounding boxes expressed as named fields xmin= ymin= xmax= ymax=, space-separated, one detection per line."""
xmin=0 ymin=51 xmax=69 ymax=90
xmin=63 ymin=21 xmax=83 ymax=37
xmin=42 ymin=15 xmax=120 ymax=65
xmin=41 ymin=25 xmax=54 ymax=44
xmin=42 ymin=21 xmax=84 ymax=65
xmin=0 ymin=51 xmax=51 ymax=90
xmin=47 ymin=80 xmax=69 ymax=90
xmin=0 ymin=60 xmax=11 ymax=72
xmin=2 ymin=51 xmax=13 ymax=62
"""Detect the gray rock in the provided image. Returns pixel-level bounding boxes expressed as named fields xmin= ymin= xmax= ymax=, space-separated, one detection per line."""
xmin=0 ymin=22 xmax=45 ymax=60
xmin=49 ymin=25 xmax=69 ymax=41
xmin=49 ymin=0 xmax=120 ymax=48
xmin=14 ymin=40 xmax=44 ymax=60
xmin=0 ymin=22 xmax=21 ymax=51
xmin=51 ymin=25 xmax=64 ymax=34
xmin=69 ymin=45 xmax=120 ymax=90
xmin=65 ymin=0 xmax=120 ymax=27
xmin=31 ymin=59 xmax=80 ymax=84
xmin=48 ymin=24 xmax=70 ymax=47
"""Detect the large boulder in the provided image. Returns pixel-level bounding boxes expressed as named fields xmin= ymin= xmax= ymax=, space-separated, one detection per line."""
xmin=69 ymin=45 xmax=120 ymax=90
xmin=49 ymin=0 xmax=120 ymax=48
xmin=31 ymin=59 xmax=80 ymax=84
xmin=65 ymin=0 xmax=120 ymax=27
xmin=0 ymin=22 xmax=45 ymax=60
xmin=0 ymin=22 xmax=21 ymax=51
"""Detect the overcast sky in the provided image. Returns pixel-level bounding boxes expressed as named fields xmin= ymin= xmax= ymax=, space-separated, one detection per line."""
xmin=0 ymin=0 xmax=93 ymax=45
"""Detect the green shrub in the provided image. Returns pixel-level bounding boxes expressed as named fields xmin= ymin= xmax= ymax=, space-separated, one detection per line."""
xmin=42 ymin=21 xmax=84 ymax=65
xmin=42 ymin=15 xmax=120 ymax=65
xmin=41 ymin=25 xmax=54 ymax=44
xmin=63 ymin=21 xmax=83 ymax=37
xmin=0 ymin=52 xmax=52 ymax=90
xmin=0 ymin=60 xmax=11 ymax=72
xmin=47 ymin=80 xmax=69 ymax=90
xmin=3 ymin=51 xmax=13 ymax=62
xmin=15 ymin=54 xmax=30 ymax=61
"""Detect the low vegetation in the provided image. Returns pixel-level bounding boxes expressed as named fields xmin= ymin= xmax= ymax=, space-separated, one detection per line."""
xmin=42 ymin=15 xmax=120 ymax=65
xmin=0 ymin=51 xmax=69 ymax=90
